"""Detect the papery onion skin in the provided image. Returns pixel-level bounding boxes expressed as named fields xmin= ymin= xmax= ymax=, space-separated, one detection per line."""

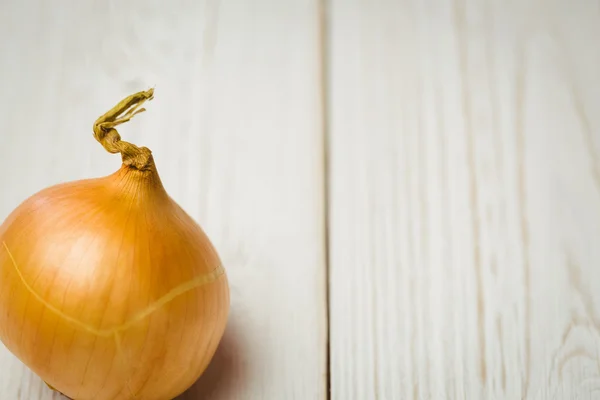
xmin=0 ymin=90 xmax=230 ymax=400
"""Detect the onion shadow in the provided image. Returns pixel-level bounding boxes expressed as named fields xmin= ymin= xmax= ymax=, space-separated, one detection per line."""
xmin=176 ymin=322 xmax=243 ymax=400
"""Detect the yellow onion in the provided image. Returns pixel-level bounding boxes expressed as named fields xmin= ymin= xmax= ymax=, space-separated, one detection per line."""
xmin=0 ymin=89 xmax=230 ymax=400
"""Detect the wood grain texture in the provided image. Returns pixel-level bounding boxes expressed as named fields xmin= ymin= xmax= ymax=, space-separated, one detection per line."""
xmin=327 ymin=0 xmax=600 ymax=399
xmin=0 ymin=1 xmax=327 ymax=399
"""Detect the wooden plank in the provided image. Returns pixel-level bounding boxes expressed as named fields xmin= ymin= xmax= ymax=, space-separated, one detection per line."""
xmin=327 ymin=0 xmax=600 ymax=398
xmin=0 ymin=1 xmax=327 ymax=399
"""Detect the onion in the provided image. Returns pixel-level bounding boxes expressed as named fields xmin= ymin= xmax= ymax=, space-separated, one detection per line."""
xmin=0 ymin=89 xmax=230 ymax=400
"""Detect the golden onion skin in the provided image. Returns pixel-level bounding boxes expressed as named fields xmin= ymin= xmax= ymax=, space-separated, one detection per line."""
xmin=0 ymin=164 xmax=230 ymax=400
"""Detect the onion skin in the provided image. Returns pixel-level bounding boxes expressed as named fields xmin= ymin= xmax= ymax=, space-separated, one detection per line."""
xmin=0 ymin=91 xmax=230 ymax=400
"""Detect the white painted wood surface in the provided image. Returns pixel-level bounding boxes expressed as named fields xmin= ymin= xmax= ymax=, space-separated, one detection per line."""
xmin=328 ymin=0 xmax=600 ymax=399
xmin=1 ymin=0 xmax=600 ymax=399
xmin=0 ymin=1 xmax=327 ymax=399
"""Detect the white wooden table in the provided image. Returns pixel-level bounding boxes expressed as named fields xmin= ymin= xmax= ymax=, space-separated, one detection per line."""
xmin=0 ymin=1 xmax=599 ymax=399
